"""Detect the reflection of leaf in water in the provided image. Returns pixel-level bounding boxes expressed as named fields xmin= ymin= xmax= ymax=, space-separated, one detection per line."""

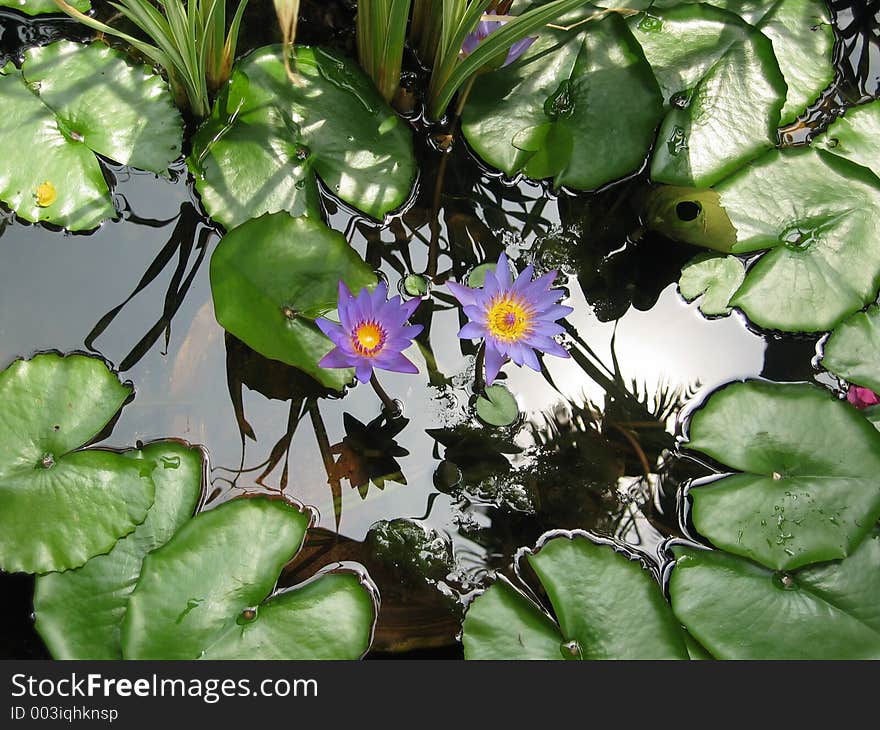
xmin=330 ymin=412 xmax=410 ymax=499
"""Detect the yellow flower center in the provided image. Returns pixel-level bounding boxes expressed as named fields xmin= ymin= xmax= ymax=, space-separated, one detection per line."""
xmin=486 ymin=296 xmax=531 ymax=342
xmin=35 ymin=181 xmax=56 ymax=208
xmin=352 ymin=321 xmax=386 ymax=357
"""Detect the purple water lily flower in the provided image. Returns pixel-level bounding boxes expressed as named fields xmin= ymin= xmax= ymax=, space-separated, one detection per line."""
xmin=447 ymin=253 xmax=573 ymax=385
xmin=317 ymin=282 xmax=423 ymax=384
xmin=460 ymin=11 xmax=536 ymax=67
xmin=847 ymin=384 xmax=880 ymax=409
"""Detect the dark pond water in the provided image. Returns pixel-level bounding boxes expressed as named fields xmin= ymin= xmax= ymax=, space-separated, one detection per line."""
xmin=0 ymin=0 xmax=877 ymax=658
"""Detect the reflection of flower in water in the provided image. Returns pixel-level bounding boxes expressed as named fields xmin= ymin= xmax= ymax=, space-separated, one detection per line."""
xmin=847 ymin=385 xmax=880 ymax=409
xmin=330 ymin=412 xmax=409 ymax=498
xmin=448 ymin=252 xmax=572 ymax=384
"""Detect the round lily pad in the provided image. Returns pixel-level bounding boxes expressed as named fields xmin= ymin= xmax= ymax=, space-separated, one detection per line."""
xmin=719 ymin=148 xmax=880 ymax=332
xmin=209 ymin=212 xmax=377 ymax=390
xmin=821 ymin=304 xmax=880 ymax=393
xmin=462 ymin=532 xmax=689 ymax=659
xmin=461 ymin=12 xmax=663 ymax=190
xmin=818 ymin=100 xmax=880 ymax=178
xmin=0 ymin=41 xmax=182 ymax=231
xmin=189 ymin=44 xmax=416 ymax=230
xmin=121 ymin=496 xmax=378 ymax=660
xmin=679 ymin=253 xmax=745 ymax=316
xmin=670 ymin=532 xmax=880 ymax=659
xmin=685 ymin=380 xmax=880 ymax=571
xmin=475 ymin=384 xmax=519 ymax=428
xmin=640 ymin=5 xmax=786 ymax=187
xmin=34 ymin=441 xmax=204 ymax=659
xmin=0 ymin=0 xmax=89 ymax=15
xmin=0 ymin=353 xmax=155 ymax=574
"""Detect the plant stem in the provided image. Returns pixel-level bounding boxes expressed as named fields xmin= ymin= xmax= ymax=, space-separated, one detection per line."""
xmin=370 ymin=373 xmax=401 ymax=417
xmin=473 ymin=342 xmax=486 ymax=394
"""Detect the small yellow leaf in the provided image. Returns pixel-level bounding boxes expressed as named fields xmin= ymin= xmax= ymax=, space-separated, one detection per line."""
xmin=35 ymin=181 xmax=57 ymax=208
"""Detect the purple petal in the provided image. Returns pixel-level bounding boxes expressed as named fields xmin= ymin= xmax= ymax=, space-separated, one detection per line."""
xmin=523 ymin=270 xmax=557 ymax=294
xmin=508 ymin=342 xmax=541 ymax=371
xmin=397 ymin=324 xmax=424 ymax=340
xmin=355 ymin=361 xmax=373 ymax=383
xmin=527 ymin=334 xmax=570 ymax=359
xmin=447 ymin=280 xmax=478 ymax=307
xmin=374 ymin=350 xmax=419 ymax=375
xmin=458 ymin=321 xmax=486 ymax=339
xmin=354 ymin=285 xmax=373 ymax=321
xmin=461 ymin=31 xmax=481 ymax=57
xmin=536 ymin=304 xmax=574 ymax=322
xmin=463 ymin=304 xmax=488 ymax=324
xmin=315 ymin=317 xmax=347 ymax=345
xmin=511 ymin=264 xmax=535 ymax=293
xmin=494 ymin=252 xmax=512 ymax=288
xmin=484 ymin=344 xmax=506 ymax=386
xmin=337 ymin=281 xmax=355 ymax=330
xmin=319 ymin=347 xmax=355 ymax=370
xmin=529 ymin=320 xmax=565 ymax=337
xmin=503 ymin=36 xmax=536 ymax=67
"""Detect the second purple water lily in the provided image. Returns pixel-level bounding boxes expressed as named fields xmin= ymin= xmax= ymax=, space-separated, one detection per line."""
xmin=447 ymin=253 xmax=573 ymax=385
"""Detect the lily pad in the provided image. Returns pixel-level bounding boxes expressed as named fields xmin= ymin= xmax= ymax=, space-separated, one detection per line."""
xmin=189 ymin=44 xmax=416 ymax=230
xmin=462 ymin=532 xmax=688 ymax=659
xmin=0 ymin=41 xmax=182 ymax=231
xmin=669 ymin=532 xmax=880 ymax=659
xmin=679 ymin=253 xmax=745 ymax=316
xmin=685 ymin=380 xmax=880 ymax=571
xmin=33 ymin=442 xmax=203 ymax=659
xmin=0 ymin=353 xmax=155 ymax=574
xmin=720 ymin=148 xmax=880 ymax=332
xmin=645 ymin=186 xmax=738 ymax=252
xmin=818 ymin=100 xmax=880 ymax=178
xmin=210 ymin=213 xmax=377 ymax=391
xmin=475 ymin=384 xmax=519 ymax=427
xmin=0 ymin=0 xmax=89 ymax=15
xmin=121 ymin=496 xmax=377 ymax=660
xmin=821 ymin=304 xmax=880 ymax=393
xmin=461 ymin=12 xmax=663 ymax=190
xmin=641 ymin=5 xmax=786 ymax=187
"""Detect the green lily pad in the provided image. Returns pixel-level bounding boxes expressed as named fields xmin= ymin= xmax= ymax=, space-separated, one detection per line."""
xmin=642 ymin=6 xmax=786 ymax=187
xmin=121 ymin=497 xmax=377 ymax=660
xmin=645 ymin=186 xmax=738 ymax=252
xmin=864 ymin=406 xmax=880 ymax=431
xmin=210 ymin=213 xmax=376 ymax=391
xmin=475 ymin=384 xmax=519 ymax=428
xmin=822 ymin=304 xmax=880 ymax=393
xmin=33 ymin=442 xmax=203 ymax=659
xmin=758 ymin=0 xmax=833 ymax=125
xmin=0 ymin=41 xmax=182 ymax=231
xmin=685 ymin=380 xmax=880 ymax=571
xmin=462 ymin=532 xmax=689 ymax=659
xmin=461 ymin=12 xmax=663 ymax=190
xmin=0 ymin=0 xmax=89 ymax=15
xmin=189 ymin=44 xmax=416 ymax=230
xmin=818 ymin=101 xmax=880 ymax=178
xmin=679 ymin=253 xmax=745 ymax=316
xmin=670 ymin=532 xmax=880 ymax=659
xmin=720 ymin=148 xmax=880 ymax=332
xmin=0 ymin=353 xmax=155 ymax=574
